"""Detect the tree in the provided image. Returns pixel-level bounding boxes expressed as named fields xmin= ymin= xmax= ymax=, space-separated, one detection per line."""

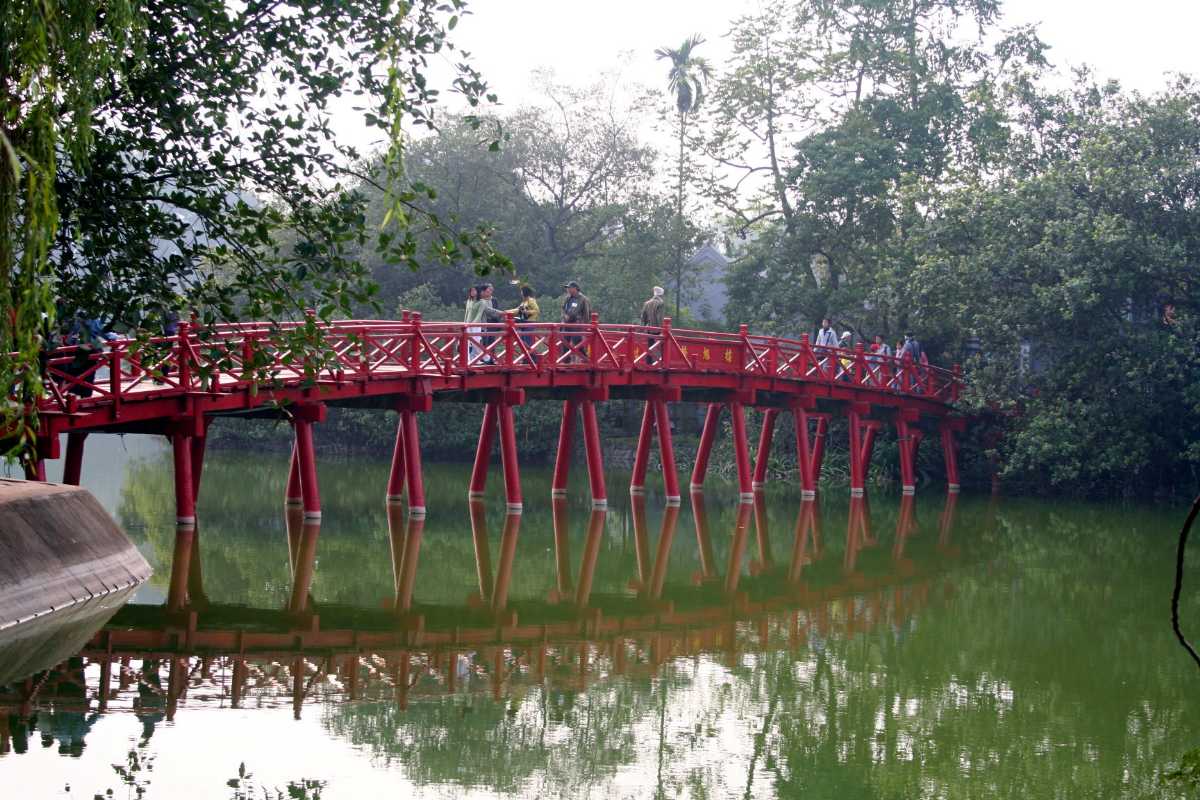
xmin=903 ymin=77 xmax=1200 ymax=494
xmin=1 ymin=0 xmax=506 ymax=461
xmin=706 ymin=0 xmax=1045 ymax=335
xmin=655 ymin=35 xmax=713 ymax=317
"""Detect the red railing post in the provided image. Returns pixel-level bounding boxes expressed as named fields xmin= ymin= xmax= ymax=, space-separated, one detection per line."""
xmin=459 ymin=325 xmax=470 ymax=372
xmin=176 ymin=321 xmax=191 ymax=389
xmin=661 ymin=317 xmax=672 ymax=370
xmin=952 ymin=364 xmax=962 ymax=402
xmin=589 ymin=312 xmax=600 ymax=367
xmin=358 ymin=327 xmax=369 ymax=379
xmin=854 ymin=343 xmax=866 ymax=385
xmin=409 ymin=312 xmax=422 ymax=372
xmin=625 ymin=322 xmax=637 ymax=370
xmin=109 ymin=348 xmax=121 ymax=407
xmin=738 ymin=324 xmax=748 ymax=372
xmin=547 ymin=325 xmax=559 ymax=372
xmin=505 ymin=312 xmax=516 ymax=368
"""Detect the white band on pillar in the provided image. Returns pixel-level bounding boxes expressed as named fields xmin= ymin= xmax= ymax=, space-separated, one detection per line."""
xmin=850 ymin=488 xmax=865 ymax=497
xmin=902 ymin=485 xmax=915 ymax=495
xmin=285 ymin=498 xmax=303 ymax=507
xmin=629 ymin=485 xmax=646 ymax=495
xmin=591 ymin=498 xmax=608 ymax=509
xmin=303 ymin=510 xmax=322 ymax=520
xmin=738 ymin=492 xmax=756 ymax=503
xmin=468 ymin=490 xmax=486 ymax=499
xmin=408 ymin=505 xmax=427 ymax=517
xmin=689 ymin=483 xmax=704 ymax=492
xmin=506 ymin=502 xmax=524 ymax=513
xmin=665 ymin=495 xmax=681 ymax=506
xmin=386 ymin=494 xmax=405 ymax=503
xmin=551 ymin=488 xmax=568 ymax=498
xmin=948 ymin=483 xmax=961 ymax=493
xmin=176 ymin=516 xmax=196 ymax=526
xmin=801 ymin=490 xmax=816 ymax=500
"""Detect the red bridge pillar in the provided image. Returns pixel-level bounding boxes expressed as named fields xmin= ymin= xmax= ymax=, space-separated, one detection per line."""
xmin=469 ymin=403 xmax=499 ymax=500
xmin=940 ymin=418 xmax=966 ymax=493
xmin=752 ymin=408 xmax=778 ymax=490
xmin=552 ymin=390 xmax=607 ymax=508
xmin=690 ymin=403 xmax=722 ymax=492
xmin=729 ymin=400 xmax=754 ymax=502
xmin=171 ymin=430 xmax=196 ymax=527
xmin=63 ymin=432 xmax=87 ymax=486
xmin=629 ymin=388 xmax=681 ymax=505
xmin=789 ymin=408 xmax=830 ymax=500
xmin=551 ymin=399 xmax=577 ymax=498
xmin=580 ymin=397 xmax=607 ymax=508
xmin=895 ymin=409 xmax=923 ymax=495
xmin=468 ymin=390 xmax=525 ymax=512
xmin=290 ymin=404 xmax=325 ymax=520
xmin=847 ymin=402 xmax=875 ymax=497
xmin=689 ymin=392 xmax=755 ymax=501
xmin=398 ymin=395 xmax=432 ymax=517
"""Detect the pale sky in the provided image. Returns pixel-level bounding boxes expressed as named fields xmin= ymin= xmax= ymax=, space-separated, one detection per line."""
xmin=445 ymin=0 xmax=1199 ymax=110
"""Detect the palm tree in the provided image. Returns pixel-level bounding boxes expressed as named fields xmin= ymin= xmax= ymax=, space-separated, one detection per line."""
xmin=655 ymin=34 xmax=712 ymax=318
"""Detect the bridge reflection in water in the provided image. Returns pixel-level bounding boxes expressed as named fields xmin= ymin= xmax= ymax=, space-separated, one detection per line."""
xmin=0 ymin=491 xmax=962 ymax=740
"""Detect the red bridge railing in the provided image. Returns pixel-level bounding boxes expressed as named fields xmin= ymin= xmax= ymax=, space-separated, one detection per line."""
xmin=33 ymin=313 xmax=961 ymax=415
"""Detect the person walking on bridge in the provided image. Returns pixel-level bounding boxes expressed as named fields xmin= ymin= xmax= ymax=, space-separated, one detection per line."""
xmin=814 ymin=318 xmax=838 ymax=348
xmin=561 ymin=281 xmax=592 ymax=363
xmin=814 ymin=317 xmax=838 ymax=374
xmin=640 ymin=286 xmax=665 ymax=364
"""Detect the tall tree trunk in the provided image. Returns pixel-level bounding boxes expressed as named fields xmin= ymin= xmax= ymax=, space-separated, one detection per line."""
xmin=675 ymin=111 xmax=686 ymax=318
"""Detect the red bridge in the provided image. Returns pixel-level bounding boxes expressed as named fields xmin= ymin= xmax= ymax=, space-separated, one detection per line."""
xmin=23 ymin=313 xmax=966 ymax=523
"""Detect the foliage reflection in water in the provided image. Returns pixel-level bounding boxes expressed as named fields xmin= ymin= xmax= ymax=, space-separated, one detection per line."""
xmin=1 ymin=442 xmax=1197 ymax=799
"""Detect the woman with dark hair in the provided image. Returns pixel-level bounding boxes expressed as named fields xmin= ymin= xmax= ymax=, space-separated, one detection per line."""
xmin=464 ymin=285 xmax=484 ymax=364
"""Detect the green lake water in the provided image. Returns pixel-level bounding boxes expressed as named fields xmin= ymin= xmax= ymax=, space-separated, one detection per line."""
xmin=1 ymin=434 xmax=1198 ymax=798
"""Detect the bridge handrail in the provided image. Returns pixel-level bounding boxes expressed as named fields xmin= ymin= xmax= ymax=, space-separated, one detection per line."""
xmin=26 ymin=316 xmax=962 ymax=414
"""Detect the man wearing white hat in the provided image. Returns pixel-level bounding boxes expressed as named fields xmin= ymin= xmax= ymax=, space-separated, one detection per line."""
xmin=640 ymin=286 xmax=666 ymax=364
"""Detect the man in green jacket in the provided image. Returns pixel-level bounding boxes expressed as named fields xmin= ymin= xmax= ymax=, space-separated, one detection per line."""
xmin=560 ymin=281 xmax=592 ymax=363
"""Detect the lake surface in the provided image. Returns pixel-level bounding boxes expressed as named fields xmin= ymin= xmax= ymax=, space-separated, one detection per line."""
xmin=1 ymin=434 xmax=1197 ymax=798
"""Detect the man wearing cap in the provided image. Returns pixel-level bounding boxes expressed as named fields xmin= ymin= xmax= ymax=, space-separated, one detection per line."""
xmin=560 ymin=281 xmax=592 ymax=363
xmin=640 ymin=286 xmax=665 ymax=364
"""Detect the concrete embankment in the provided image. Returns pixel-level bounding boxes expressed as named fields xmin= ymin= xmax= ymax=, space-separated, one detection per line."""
xmin=0 ymin=479 xmax=151 ymax=636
